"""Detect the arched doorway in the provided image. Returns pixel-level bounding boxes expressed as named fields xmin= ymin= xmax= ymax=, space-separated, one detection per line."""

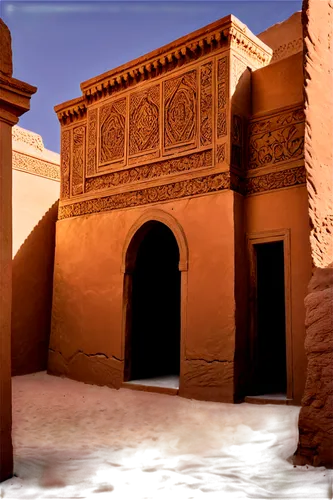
xmin=124 ymin=221 xmax=181 ymax=386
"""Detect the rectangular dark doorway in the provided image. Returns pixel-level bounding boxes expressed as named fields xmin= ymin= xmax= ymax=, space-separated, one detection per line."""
xmin=252 ymin=241 xmax=287 ymax=396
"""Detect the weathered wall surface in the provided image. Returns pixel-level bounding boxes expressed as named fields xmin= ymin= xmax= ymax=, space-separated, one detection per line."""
xmin=11 ymin=126 xmax=60 ymax=375
xmin=294 ymin=0 xmax=333 ymax=468
xmin=49 ymin=191 xmax=238 ymax=403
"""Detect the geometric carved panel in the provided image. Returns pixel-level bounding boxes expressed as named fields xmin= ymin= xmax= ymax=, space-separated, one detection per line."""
xmin=164 ymin=70 xmax=197 ymax=149
xmin=71 ymin=125 xmax=85 ymax=196
xmin=248 ymin=106 xmax=305 ymax=169
xmin=99 ymin=98 xmax=126 ymax=165
xmin=217 ymin=56 xmax=228 ymax=139
xmin=200 ymin=62 xmax=213 ymax=146
xmin=129 ymin=85 xmax=160 ymax=156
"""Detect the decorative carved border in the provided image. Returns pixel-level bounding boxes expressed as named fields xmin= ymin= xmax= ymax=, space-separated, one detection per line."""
xmin=59 ymin=171 xmax=230 ymax=219
xmin=248 ymin=106 xmax=305 ymax=170
xmin=245 ymin=166 xmax=306 ymax=195
xmin=12 ymin=151 xmax=60 ymax=181
xmin=12 ymin=126 xmax=44 ymax=152
xmin=58 ymin=165 xmax=306 ymax=220
xmin=217 ymin=56 xmax=228 ymax=139
xmin=85 ymin=150 xmax=212 ymax=194
xmin=61 ymin=129 xmax=71 ymax=199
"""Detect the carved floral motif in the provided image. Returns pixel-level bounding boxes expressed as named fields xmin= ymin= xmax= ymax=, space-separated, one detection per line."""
xmin=100 ymin=98 xmax=126 ymax=165
xmin=59 ymin=171 xmax=230 ymax=219
xmin=249 ymin=107 xmax=305 ymax=169
xmin=217 ymin=56 xmax=228 ymax=138
xmin=87 ymin=108 xmax=97 ymax=176
xmin=72 ymin=125 xmax=85 ymax=196
xmin=60 ymin=129 xmax=70 ymax=199
xmin=200 ymin=62 xmax=213 ymax=146
xmin=86 ymin=150 xmax=212 ymax=193
xmin=246 ymin=166 xmax=306 ymax=194
xmin=164 ymin=70 xmax=197 ymax=148
xmin=216 ymin=143 xmax=226 ymax=164
xmin=129 ymin=85 xmax=160 ymax=156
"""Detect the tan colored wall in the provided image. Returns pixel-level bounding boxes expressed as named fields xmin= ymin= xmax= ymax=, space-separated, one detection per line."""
xmin=11 ymin=127 xmax=60 ymax=376
xmin=258 ymin=11 xmax=302 ymax=63
xmin=49 ymin=191 xmax=239 ymax=403
xmin=12 ymin=200 xmax=58 ymax=376
xmin=252 ymin=52 xmax=303 ymax=116
xmin=12 ymin=169 xmax=59 ymax=255
xmin=245 ymin=186 xmax=312 ymax=404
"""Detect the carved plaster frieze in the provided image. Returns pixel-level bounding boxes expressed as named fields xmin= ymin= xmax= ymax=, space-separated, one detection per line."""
xmin=59 ymin=171 xmax=230 ymax=219
xmin=248 ymin=105 xmax=305 ymax=170
xmin=12 ymin=151 xmax=60 ymax=181
xmin=58 ymin=163 xmax=306 ymax=220
xmin=85 ymin=150 xmax=212 ymax=193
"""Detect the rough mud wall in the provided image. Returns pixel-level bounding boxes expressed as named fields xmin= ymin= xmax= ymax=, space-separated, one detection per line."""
xmin=11 ymin=201 xmax=58 ymax=375
xmin=294 ymin=0 xmax=333 ymax=468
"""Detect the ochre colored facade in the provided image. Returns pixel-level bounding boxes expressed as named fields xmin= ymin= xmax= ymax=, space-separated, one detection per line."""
xmin=11 ymin=126 xmax=60 ymax=376
xmin=49 ymin=13 xmax=312 ymax=406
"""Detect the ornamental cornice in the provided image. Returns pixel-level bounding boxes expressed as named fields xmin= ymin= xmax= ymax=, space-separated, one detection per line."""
xmin=54 ymin=14 xmax=272 ymax=123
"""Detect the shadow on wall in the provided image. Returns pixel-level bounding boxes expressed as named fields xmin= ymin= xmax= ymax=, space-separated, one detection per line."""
xmin=11 ymin=200 xmax=59 ymax=376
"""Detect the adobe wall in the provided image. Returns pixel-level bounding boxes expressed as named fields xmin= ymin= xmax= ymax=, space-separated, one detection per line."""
xmin=49 ymin=191 xmax=239 ymax=403
xmin=294 ymin=0 xmax=333 ymax=468
xmin=11 ymin=126 xmax=60 ymax=375
xmin=0 ymin=18 xmax=36 ymax=482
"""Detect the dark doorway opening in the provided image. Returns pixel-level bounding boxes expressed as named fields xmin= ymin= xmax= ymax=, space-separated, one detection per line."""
xmin=125 ymin=222 xmax=181 ymax=383
xmin=251 ymin=241 xmax=287 ymax=396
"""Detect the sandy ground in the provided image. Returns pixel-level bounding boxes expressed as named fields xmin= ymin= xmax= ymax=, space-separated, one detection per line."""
xmin=1 ymin=372 xmax=332 ymax=499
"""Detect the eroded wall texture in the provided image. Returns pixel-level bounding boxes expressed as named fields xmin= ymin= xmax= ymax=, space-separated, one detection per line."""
xmin=294 ymin=0 xmax=333 ymax=468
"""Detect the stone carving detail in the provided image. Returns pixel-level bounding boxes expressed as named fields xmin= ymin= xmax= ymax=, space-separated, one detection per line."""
xmin=249 ymin=107 xmax=305 ymax=169
xmin=246 ymin=166 xmax=306 ymax=194
xmin=164 ymin=70 xmax=197 ymax=149
xmin=216 ymin=143 xmax=226 ymax=164
xmin=231 ymin=57 xmax=247 ymax=95
xmin=59 ymin=171 xmax=230 ymax=219
xmin=100 ymin=98 xmax=126 ymax=165
xmin=271 ymin=37 xmax=303 ymax=63
xmin=200 ymin=62 xmax=213 ymax=146
xmin=72 ymin=126 xmax=85 ymax=196
xmin=61 ymin=129 xmax=71 ymax=199
xmin=12 ymin=126 xmax=44 ymax=152
xmin=128 ymin=151 xmax=159 ymax=165
xmin=231 ymin=115 xmax=243 ymax=169
xmin=87 ymin=108 xmax=97 ymax=176
xmin=129 ymin=85 xmax=160 ymax=156
xmin=12 ymin=151 xmax=60 ymax=181
xmin=85 ymin=150 xmax=212 ymax=193
xmin=217 ymin=57 xmax=228 ymax=138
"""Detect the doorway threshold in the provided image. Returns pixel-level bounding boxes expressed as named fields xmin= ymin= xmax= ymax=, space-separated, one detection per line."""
xmin=122 ymin=375 xmax=179 ymax=396
xmin=244 ymin=394 xmax=292 ymax=405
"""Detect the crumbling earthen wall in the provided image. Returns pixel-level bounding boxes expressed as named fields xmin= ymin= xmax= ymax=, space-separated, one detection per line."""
xmin=294 ymin=0 xmax=333 ymax=468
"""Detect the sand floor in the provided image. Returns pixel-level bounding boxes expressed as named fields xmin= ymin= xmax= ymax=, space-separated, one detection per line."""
xmin=0 ymin=372 xmax=332 ymax=500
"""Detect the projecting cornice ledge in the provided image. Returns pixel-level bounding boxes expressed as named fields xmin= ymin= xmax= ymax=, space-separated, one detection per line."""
xmin=54 ymin=14 xmax=272 ymax=125
xmin=0 ymin=74 xmax=37 ymax=125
